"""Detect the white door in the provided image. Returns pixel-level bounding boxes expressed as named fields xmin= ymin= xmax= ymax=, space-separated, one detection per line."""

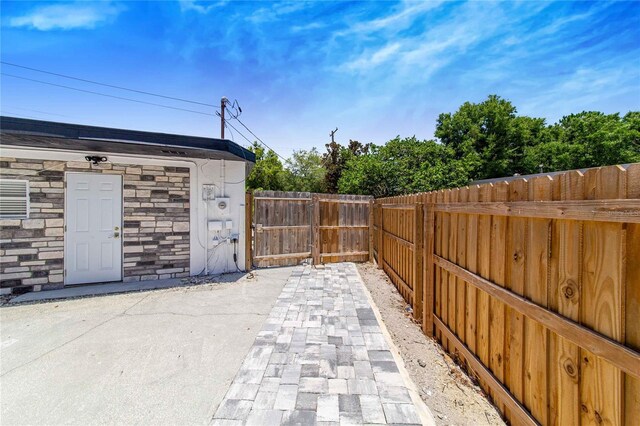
xmin=65 ymin=173 xmax=122 ymax=285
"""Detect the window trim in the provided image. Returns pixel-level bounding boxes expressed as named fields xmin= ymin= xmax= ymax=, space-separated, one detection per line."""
xmin=0 ymin=179 xmax=30 ymax=219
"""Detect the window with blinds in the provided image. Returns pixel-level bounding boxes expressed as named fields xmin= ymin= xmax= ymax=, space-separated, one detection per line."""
xmin=0 ymin=179 xmax=30 ymax=219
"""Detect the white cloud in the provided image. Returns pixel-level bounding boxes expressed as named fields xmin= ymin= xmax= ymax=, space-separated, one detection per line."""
xmin=245 ymin=1 xmax=310 ymax=24
xmin=341 ymin=1 xmax=505 ymax=76
xmin=345 ymin=42 xmax=402 ymax=71
xmin=342 ymin=0 xmax=445 ymax=36
xmin=523 ymin=63 xmax=638 ymax=115
xmin=179 ymin=1 xmax=227 ymax=14
xmin=9 ymin=2 xmax=123 ymax=31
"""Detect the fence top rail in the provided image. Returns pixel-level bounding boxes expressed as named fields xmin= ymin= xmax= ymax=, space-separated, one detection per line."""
xmin=378 ymin=203 xmax=419 ymax=209
xmin=253 ymin=190 xmax=312 ymax=199
xmin=254 ymin=196 xmax=312 ymax=201
xmin=318 ymin=199 xmax=371 ymax=204
xmin=432 ymin=199 xmax=640 ymax=223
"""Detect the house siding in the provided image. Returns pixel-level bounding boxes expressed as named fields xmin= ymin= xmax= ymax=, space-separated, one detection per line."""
xmin=0 ymin=157 xmax=190 ymax=294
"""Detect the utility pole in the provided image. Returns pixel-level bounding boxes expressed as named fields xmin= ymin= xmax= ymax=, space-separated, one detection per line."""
xmin=220 ymin=96 xmax=228 ymax=139
xmin=330 ymin=127 xmax=338 ymax=143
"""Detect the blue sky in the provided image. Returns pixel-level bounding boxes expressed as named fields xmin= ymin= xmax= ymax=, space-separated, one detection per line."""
xmin=2 ymin=1 xmax=639 ymax=158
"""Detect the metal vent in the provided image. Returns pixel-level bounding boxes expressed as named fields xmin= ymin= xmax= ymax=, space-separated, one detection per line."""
xmin=161 ymin=150 xmax=188 ymax=156
xmin=0 ymin=179 xmax=29 ymax=218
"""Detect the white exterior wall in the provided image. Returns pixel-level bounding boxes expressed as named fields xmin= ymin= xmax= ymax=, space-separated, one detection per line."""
xmin=1 ymin=146 xmax=248 ymax=278
xmin=191 ymin=159 xmax=248 ymax=275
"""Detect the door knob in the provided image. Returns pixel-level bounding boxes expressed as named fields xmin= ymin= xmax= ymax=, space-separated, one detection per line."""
xmin=114 ymin=232 xmax=120 ymax=239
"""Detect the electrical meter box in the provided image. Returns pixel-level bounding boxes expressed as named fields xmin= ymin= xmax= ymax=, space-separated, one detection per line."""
xmin=214 ymin=197 xmax=230 ymax=216
xmin=202 ymin=184 xmax=216 ymax=200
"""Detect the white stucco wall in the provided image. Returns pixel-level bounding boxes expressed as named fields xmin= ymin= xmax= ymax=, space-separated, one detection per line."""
xmin=1 ymin=146 xmax=249 ymax=279
xmin=192 ymin=158 xmax=248 ymax=275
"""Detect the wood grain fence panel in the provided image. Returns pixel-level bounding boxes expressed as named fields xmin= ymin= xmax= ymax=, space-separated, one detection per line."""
xmin=580 ymin=166 xmax=625 ymax=426
xmin=489 ymin=181 xmax=508 ymax=413
xmin=477 ymin=184 xmax=492 ymax=372
xmin=625 ymin=163 xmax=640 ymax=425
xmin=424 ymin=197 xmax=436 ymax=336
xmin=505 ymin=178 xmax=528 ymax=404
xmin=456 ymin=187 xmax=468 ymax=344
xmin=448 ymin=189 xmax=459 ymax=341
xmin=435 ymin=192 xmax=444 ymax=343
xmin=548 ymin=170 xmax=582 ymax=426
xmin=441 ymin=190 xmax=450 ymax=350
xmin=466 ymin=186 xmax=480 ymax=353
xmin=372 ymin=162 xmax=640 ymax=426
xmin=522 ymin=176 xmax=553 ymax=424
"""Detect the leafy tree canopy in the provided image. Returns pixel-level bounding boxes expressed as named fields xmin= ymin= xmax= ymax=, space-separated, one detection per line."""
xmin=246 ymin=95 xmax=639 ymax=196
xmin=246 ymin=142 xmax=287 ymax=191
xmin=283 ymin=148 xmax=327 ymax=193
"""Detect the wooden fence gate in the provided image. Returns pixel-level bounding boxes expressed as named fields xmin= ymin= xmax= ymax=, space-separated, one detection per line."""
xmin=249 ymin=191 xmax=373 ymax=268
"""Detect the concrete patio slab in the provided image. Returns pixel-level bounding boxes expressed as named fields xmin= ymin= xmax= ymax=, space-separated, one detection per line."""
xmin=0 ymin=267 xmax=294 ymax=425
xmin=212 ymin=263 xmax=435 ymax=425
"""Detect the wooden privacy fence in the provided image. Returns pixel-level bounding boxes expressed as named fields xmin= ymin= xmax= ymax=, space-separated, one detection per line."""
xmin=373 ymin=163 xmax=640 ymax=426
xmin=249 ymin=191 xmax=373 ymax=268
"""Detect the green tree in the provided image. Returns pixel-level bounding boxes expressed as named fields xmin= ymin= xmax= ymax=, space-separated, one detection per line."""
xmin=338 ymin=137 xmax=471 ymax=196
xmin=435 ymin=95 xmax=546 ymax=179
xmin=522 ymin=111 xmax=640 ymax=172
xmin=246 ymin=142 xmax=287 ymax=191
xmin=284 ymin=148 xmax=327 ymax=193
xmin=323 ymin=140 xmax=370 ymax=193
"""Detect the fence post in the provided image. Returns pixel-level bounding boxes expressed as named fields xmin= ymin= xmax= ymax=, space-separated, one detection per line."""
xmin=245 ymin=192 xmax=253 ymax=271
xmin=368 ymin=199 xmax=374 ymax=263
xmin=377 ymin=204 xmax=384 ymax=269
xmin=413 ymin=203 xmax=424 ymax=323
xmin=423 ymin=202 xmax=435 ymax=336
xmin=312 ymin=194 xmax=320 ymax=265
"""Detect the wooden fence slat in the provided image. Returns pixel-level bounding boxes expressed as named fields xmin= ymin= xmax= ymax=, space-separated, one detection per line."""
xmin=424 ymin=202 xmax=436 ymax=336
xmin=466 ymin=186 xmax=480 ymax=354
xmin=505 ymin=178 xmax=527 ymax=405
xmin=549 ymin=170 xmax=582 ymax=425
xmin=523 ymin=176 xmax=552 ymax=424
xmin=413 ymin=203 xmax=424 ymax=322
xmin=489 ymin=181 xmax=508 ymax=413
xmin=477 ymin=184 xmax=492 ymax=374
xmin=625 ymin=163 xmax=640 ymax=426
xmin=580 ymin=166 xmax=625 ymax=426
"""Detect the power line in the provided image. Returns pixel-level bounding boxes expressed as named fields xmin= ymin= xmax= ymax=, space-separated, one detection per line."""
xmin=231 ymin=115 xmax=288 ymax=162
xmin=1 ymin=61 xmax=218 ymax=108
xmin=4 ymin=105 xmax=70 ymax=118
xmin=2 ymin=73 xmax=217 ymax=117
xmin=217 ymin=112 xmax=253 ymax=146
xmin=2 ymin=64 xmax=289 ymax=161
xmin=1 ymin=110 xmax=42 ymax=120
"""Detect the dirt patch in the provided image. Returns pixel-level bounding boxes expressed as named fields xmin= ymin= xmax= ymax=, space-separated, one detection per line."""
xmin=357 ymin=262 xmax=505 ymax=426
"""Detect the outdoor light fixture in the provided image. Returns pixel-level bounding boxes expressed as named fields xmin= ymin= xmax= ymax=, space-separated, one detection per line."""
xmin=85 ymin=155 xmax=108 ymax=165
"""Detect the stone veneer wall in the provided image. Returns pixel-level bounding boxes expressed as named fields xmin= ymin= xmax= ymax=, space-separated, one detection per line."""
xmin=0 ymin=157 xmax=190 ymax=294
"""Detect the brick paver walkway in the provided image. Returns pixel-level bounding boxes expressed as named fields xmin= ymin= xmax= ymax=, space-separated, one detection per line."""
xmin=212 ymin=263 xmax=423 ymax=425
